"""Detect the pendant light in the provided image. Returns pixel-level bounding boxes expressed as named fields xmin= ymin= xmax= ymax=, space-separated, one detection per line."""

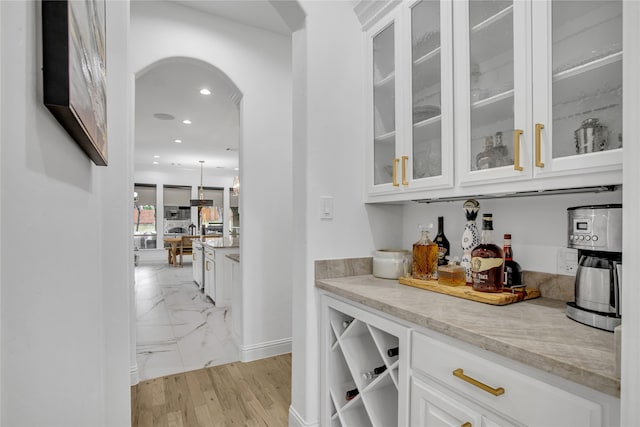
xmin=190 ymin=160 xmax=213 ymax=207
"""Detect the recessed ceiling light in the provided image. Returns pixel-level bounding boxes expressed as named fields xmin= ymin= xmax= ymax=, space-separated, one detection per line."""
xmin=199 ymin=88 xmax=212 ymax=95
xmin=153 ymin=161 xmax=159 ymax=165
xmin=174 ymin=139 xmax=182 ymax=143
xmin=153 ymin=113 xmax=174 ymax=120
xmin=182 ymin=119 xmax=192 ymax=125
xmin=153 ymin=155 xmax=160 ymax=158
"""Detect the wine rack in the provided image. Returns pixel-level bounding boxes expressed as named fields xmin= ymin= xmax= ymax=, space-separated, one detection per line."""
xmin=321 ymin=295 xmax=408 ymax=427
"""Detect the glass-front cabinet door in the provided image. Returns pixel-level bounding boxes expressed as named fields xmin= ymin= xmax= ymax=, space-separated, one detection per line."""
xmin=405 ymin=0 xmax=453 ymax=190
xmin=532 ymin=0 xmax=622 ymax=176
xmin=368 ymin=12 xmax=399 ymax=193
xmin=456 ymin=0 xmax=531 ymax=186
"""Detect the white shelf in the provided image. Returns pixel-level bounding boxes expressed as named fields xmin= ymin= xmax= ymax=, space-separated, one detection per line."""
xmin=327 ymin=306 xmax=400 ymax=427
xmin=374 ymin=130 xmax=395 ymax=144
xmin=471 ymin=5 xmax=513 ymax=34
xmin=413 ymin=46 xmax=441 ymax=67
xmin=553 ymin=51 xmax=622 ymax=83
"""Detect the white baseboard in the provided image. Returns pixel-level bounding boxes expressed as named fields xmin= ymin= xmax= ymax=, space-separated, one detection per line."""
xmin=289 ymin=406 xmax=319 ymax=427
xmin=239 ymin=337 xmax=292 ymax=362
xmin=130 ymin=364 xmax=139 ymax=386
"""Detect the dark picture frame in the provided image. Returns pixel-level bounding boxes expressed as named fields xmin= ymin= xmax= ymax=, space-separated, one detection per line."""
xmin=42 ymin=0 xmax=108 ymax=166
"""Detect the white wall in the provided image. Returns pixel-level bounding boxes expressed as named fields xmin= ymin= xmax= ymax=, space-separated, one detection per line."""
xmin=130 ymin=1 xmax=293 ymax=360
xmin=290 ymin=2 xmax=403 ymax=424
xmin=402 ymin=189 xmax=622 ymax=274
xmin=0 ymin=1 xmax=131 ymax=425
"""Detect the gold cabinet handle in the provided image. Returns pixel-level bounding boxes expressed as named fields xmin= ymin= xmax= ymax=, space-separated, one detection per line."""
xmin=535 ymin=123 xmax=545 ymax=168
xmin=392 ymin=158 xmax=400 ymax=187
xmin=205 ymin=260 xmax=210 ymax=271
xmin=461 ymin=423 xmax=472 ymax=427
xmin=513 ymin=129 xmax=524 ymax=171
xmin=453 ymin=368 xmax=504 ymax=396
xmin=401 ymin=155 xmax=409 ymax=186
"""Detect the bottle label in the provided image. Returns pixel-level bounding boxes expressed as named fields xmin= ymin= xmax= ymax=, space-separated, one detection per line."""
xmin=437 ymin=246 xmax=448 ymax=260
xmin=471 ymin=256 xmax=504 ymax=285
xmin=471 ymin=257 xmax=503 ymax=272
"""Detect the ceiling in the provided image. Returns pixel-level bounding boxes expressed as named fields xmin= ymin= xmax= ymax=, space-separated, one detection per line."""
xmin=134 ymin=1 xmax=292 ymax=178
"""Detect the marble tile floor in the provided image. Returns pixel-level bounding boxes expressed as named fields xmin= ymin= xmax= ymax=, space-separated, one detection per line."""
xmin=135 ymin=260 xmax=239 ymax=381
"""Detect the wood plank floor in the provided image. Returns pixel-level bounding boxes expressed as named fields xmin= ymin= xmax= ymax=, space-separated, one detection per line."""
xmin=131 ymin=353 xmax=292 ymax=427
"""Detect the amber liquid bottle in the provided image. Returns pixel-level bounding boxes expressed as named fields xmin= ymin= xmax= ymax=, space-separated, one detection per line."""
xmin=503 ymin=234 xmax=523 ymax=288
xmin=413 ymin=225 xmax=438 ymax=280
xmin=471 ymin=214 xmax=504 ymax=292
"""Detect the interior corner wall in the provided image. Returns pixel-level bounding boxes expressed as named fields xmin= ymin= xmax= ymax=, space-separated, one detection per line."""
xmin=130 ymin=2 xmax=293 ymax=359
xmin=0 ymin=1 xmax=131 ymax=426
xmin=290 ymin=2 xmax=381 ymax=424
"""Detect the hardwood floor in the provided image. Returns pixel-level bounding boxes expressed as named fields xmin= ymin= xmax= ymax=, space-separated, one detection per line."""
xmin=131 ymin=353 xmax=292 ymax=427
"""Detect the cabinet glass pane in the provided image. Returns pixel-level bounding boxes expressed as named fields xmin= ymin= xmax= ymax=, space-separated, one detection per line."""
xmin=468 ymin=0 xmax=515 ymax=172
xmin=412 ymin=0 xmax=442 ymax=179
xmin=373 ymin=24 xmax=396 ymax=185
xmin=551 ymin=1 xmax=622 ymax=159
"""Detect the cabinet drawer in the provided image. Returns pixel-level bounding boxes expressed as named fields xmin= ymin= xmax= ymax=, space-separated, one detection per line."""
xmin=411 ymin=331 xmax=603 ymax=427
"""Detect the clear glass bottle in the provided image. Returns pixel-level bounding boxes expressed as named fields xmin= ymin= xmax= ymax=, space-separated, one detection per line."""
xmin=412 ymin=224 xmax=438 ymax=280
xmin=471 ymin=214 xmax=504 ymax=292
xmin=438 ymin=257 xmax=466 ymax=287
xmin=503 ymin=233 xmax=523 ymax=288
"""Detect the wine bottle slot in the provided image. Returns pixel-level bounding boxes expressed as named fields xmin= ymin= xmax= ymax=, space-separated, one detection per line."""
xmin=387 ymin=346 xmax=399 ymax=357
xmin=342 ymin=319 xmax=353 ymax=329
xmin=345 ymin=387 xmax=359 ymax=401
xmin=362 ymin=364 xmax=387 ymax=380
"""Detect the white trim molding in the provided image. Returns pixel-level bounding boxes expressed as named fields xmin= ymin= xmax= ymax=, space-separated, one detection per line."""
xmin=239 ymin=337 xmax=292 ymax=362
xmin=289 ymin=405 xmax=319 ymax=427
xmin=353 ymin=0 xmax=400 ymax=30
xmin=130 ymin=364 xmax=139 ymax=386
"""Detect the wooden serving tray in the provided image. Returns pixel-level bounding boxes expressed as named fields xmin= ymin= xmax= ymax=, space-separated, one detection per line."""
xmin=398 ymin=277 xmax=540 ymax=306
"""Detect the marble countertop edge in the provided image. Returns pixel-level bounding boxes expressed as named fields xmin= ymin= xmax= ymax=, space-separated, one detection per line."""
xmin=316 ymin=275 xmax=620 ymax=398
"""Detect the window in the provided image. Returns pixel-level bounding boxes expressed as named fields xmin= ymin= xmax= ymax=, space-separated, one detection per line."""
xmin=134 ymin=184 xmax=157 ymax=249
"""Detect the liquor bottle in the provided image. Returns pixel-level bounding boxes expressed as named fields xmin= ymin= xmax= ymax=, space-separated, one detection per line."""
xmin=387 ymin=347 xmax=399 ymax=357
xmin=342 ymin=319 xmax=353 ymax=329
xmin=362 ymin=364 xmax=387 ymax=380
xmin=461 ymin=199 xmax=480 ymax=285
xmin=345 ymin=387 xmax=359 ymax=401
xmin=471 ymin=213 xmax=504 ymax=292
xmin=434 ymin=216 xmax=450 ymax=266
xmin=503 ymin=234 xmax=523 ymax=288
xmin=412 ymin=224 xmax=438 ymax=280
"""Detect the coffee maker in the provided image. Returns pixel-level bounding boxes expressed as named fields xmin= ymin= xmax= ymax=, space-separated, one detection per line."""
xmin=566 ymin=204 xmax=622 ymax=332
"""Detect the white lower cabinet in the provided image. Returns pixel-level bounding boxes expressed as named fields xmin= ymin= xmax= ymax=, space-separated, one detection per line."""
xmin=320 ymin=293 xmax=619 ymax=427
xmin=204 ymin=247 xmax=216 ymax=303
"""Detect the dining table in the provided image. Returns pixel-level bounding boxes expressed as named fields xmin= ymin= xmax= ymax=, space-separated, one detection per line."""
xmin=164 ymin=236 xmax=182 ymax=267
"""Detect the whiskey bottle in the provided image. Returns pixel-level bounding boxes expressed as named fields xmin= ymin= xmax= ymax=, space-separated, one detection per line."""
xmin=362 ymin=364 xmax=387 ymax=380
xmin=434 ymin=216 xmax=450 ymax=266
xmin=412 ymin=224 xmax=438 ymax=280
xmin=471 ymin=214 xmax=504 ymax=292
xmin=503 ymin=234 xmax=523 ymax=288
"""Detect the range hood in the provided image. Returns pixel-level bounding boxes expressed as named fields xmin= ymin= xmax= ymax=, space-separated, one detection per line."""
xmin=413 ymin=185 xmax=618 ymax=204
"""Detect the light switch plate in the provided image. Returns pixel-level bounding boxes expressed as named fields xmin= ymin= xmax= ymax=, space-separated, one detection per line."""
xmin=320 ymin=196 xmax=333 ymax=220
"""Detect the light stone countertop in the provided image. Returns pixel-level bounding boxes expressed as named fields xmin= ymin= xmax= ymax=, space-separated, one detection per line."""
xmin=203 ymin=237 xmax=239 ymax=249
xmin=316 ymin=274 xmax=620 ymax=397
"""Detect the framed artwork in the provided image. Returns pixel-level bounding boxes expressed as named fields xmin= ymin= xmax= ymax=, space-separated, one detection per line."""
xmin=42 ymin=0 xmax=108 ymax=166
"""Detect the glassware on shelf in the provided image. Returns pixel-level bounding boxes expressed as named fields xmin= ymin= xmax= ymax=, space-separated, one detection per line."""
xmin=574 ymin=118 xmax=608 ymax=154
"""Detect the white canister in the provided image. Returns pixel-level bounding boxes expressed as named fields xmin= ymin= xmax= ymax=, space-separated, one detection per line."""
xmin=373 ymin=250 xmax=411 ymax=279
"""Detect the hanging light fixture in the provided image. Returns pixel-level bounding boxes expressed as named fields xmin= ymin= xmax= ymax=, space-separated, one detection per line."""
xmin=190 ymin=160 xmax=214 ymax=207
xmin=232 ymin=175 xmax=240 ymax=196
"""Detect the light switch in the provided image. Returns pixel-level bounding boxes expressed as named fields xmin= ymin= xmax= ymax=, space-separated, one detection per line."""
xmin=320 ymin=196 xmax=334 ymax=220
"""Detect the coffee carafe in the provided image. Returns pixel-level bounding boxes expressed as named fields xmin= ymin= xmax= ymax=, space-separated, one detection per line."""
xmin=566 ymin=205 xmax=622 ymax=332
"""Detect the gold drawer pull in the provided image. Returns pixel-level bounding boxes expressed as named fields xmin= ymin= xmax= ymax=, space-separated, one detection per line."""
xmin=392 ymin=158 xmax=400 ymax=187
xmin=453 ymin=368 xmax=504 ymax=396
xmin=206 ymin=260 xmax=210 ymax=271
xmin=461 ymin=423 xmax=472 ymax=427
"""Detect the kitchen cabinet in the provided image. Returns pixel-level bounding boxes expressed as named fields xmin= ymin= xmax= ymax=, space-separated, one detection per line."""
xmin=455 ymin=0 xmax=623 ymax=187
xmin=320 ymin=292 xmax=620 ymax=427
xmin=192 ymin=240 xmax=203 ymax=289
xmin=225 ymin=255 xmax=242 ymax=345
xmin=204 ymin=246 xmax=216 ymax=304
xmin=366 ymin=0 xmax=454 ymax=198
xmin=320 ymin=295 xmax=409 ymax=427
xmin=363 ymin=0 xmax=623 ymax=202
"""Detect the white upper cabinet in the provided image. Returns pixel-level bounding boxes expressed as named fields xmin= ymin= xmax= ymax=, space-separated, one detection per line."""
xmin=366 ymin=0 xmax=454 ymax=198
xmin=456 ymin=0 xmax=623 ymax=187
xmin=362 ymin=0 xmax=623 ymax=202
